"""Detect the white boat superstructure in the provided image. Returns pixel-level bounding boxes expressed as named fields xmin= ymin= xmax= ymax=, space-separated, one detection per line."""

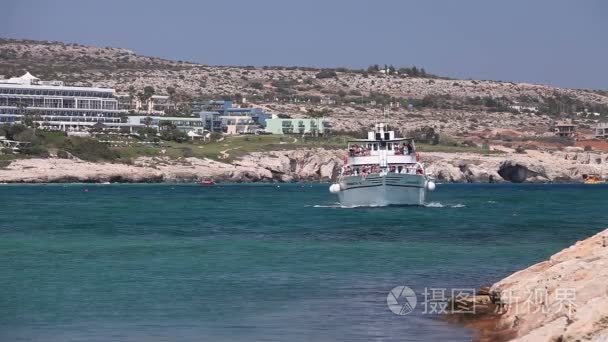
xmin=329 ymin=123 xmax=435 ymax=206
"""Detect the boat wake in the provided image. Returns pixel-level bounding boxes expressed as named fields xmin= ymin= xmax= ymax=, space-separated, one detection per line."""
xmin=312 ymin=204 xmax=342 ymax=208
xmin=424 ymin=202 xmax=466 ymax=208
xmin=311 ymin=202 xmax=466 ymax=209
xmin=311 ymin=203 xmax=384 ymax=209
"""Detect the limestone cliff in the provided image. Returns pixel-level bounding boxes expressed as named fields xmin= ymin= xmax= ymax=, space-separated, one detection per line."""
xmin=2 ymin=148 xmax=608 ymax=183
xmin=0 ymin=149 xmax=342 ymax=183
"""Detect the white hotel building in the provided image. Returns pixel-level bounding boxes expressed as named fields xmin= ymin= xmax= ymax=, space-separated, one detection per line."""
xmin=0 ymin=72 xmax=126 ymax=131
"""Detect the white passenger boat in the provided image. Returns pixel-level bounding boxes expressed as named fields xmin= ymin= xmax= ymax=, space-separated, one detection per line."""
xmin=329 ymin=123 xmax=435 ymax=206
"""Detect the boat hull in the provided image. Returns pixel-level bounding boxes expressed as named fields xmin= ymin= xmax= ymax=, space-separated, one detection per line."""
xmin=337 ymin=173 xmax=426 ymax=206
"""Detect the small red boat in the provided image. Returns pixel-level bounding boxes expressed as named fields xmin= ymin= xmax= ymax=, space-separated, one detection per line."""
xmin=199 ymin=178 xmax=215 ymax=186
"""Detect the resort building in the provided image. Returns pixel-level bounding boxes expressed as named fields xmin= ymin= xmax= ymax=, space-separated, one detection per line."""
xmin=594 ymin=123 xmax=608 ymax=139
xmin=224 ymin=116 xmax=261 ymax=135
xmin=115 ymin=94 xmax=175 ymax=114
xmin=126 ymin=116 xmax=205 ymax=134
xmin=265 ymin=117 xmax=331 ymax=135
xmin=0 ymin=72 xmax=126 ymax=131
xmin=198 ymin=100 xmax=268 ymax=133
xmin=554 ymin=120 xmax=576 ymax=138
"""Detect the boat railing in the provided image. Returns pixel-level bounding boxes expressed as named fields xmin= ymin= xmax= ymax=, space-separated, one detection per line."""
xmin=348 ymin=148 xmax=371 ymax=157
xmin=340 ymin=163 xmax=425 ymax=179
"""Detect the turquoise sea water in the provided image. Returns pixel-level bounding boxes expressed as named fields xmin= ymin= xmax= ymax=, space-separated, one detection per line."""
xmin=1 ymin=183 xmax=608 ymax=341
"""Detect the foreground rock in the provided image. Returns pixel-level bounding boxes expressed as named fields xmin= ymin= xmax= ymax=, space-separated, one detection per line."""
xmin=2 ymin=148 xmax=608 ymax=183
xmin=450 ymin=229 xmax=608 ymax=341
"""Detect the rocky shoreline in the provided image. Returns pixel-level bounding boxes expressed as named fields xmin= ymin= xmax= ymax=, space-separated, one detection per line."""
xmin=448 ymin=229 xmax=608 ymax=341
xmin=2 ymin=148 xmax=608 ymax=184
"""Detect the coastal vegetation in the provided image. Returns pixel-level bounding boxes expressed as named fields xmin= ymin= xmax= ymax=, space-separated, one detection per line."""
xmin=1 ymin=122 xmax=498 ymax=165
xmin=0 ymin=124 xmax=118 ymax=161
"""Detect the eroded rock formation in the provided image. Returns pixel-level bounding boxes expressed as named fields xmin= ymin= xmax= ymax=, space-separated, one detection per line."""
xmin=3 ymin=148 xmax=608 ymax=183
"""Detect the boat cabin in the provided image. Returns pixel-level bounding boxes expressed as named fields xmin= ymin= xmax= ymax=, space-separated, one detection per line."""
xmin=344 ymin=123 xmax=421 ymax=174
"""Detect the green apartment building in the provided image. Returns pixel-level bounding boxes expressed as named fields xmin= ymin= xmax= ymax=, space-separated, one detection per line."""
xmin=265 ymin=117 xmax=330 ymax=135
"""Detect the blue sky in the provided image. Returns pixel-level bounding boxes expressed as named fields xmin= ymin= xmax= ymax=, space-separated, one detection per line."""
xmin=2 ymin=0 xmax=607 ymax=89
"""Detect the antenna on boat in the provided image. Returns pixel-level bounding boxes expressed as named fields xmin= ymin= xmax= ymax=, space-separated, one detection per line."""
xmin=383 ymin=106 xmax=389 ymax=129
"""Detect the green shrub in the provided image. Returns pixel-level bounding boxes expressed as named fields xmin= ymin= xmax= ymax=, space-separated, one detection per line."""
xmin=56 ymin=150 xmax=70 ymax=159
xmin=137 ymin=127 xmax=158 ymax=138
xmin=62 ymin=137 xmax=119 ymax=161
xmin=315 ymin=69 xmax=337 ymax=79
xmin=20 ymin=144 xmax=49 ymax=157
xmin=182 ymin=147 xmax=194 ymax=158
xmin=0 ymin=160 xmax=10 ymax=169
xmin=209 ymin=132 xmax=223 ymax=141
xmin=407 ymin=126 xmax=440 ymax=145
xmin=0 ymin=124 xmax=28 ymax=140
xmin=160 ymin=128 xmax=188 ymax=142
xmin=250 ymin=82 xmax=264 ymax=90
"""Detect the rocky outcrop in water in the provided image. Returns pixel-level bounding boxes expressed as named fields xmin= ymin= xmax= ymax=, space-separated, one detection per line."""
xmin=497 ymin=161 xmax=547 ymax=183
xmin=450 ymin=229 xmax=608 ymax=342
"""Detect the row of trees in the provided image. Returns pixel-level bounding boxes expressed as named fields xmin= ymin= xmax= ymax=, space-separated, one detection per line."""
xmin=366 ymin=64 xmax=432 ymax=77
xmin=123 ymin=85 xmax=193 ymax=116
xmin=126 ymin=85 xmax=155 ymax=108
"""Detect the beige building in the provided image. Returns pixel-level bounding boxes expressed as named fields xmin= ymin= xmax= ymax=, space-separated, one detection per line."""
xmin=594 ymin=123 xmax=608 ymax=138
xmin=555 ymin=120 xmax=576 ymax=138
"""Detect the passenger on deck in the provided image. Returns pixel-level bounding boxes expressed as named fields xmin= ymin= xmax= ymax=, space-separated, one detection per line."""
xmin=406 ymin=142 xmax=413 ymax=155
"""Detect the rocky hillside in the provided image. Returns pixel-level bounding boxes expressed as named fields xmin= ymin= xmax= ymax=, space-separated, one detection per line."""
xmin=2 ymin=38 xmax=608 ymax=136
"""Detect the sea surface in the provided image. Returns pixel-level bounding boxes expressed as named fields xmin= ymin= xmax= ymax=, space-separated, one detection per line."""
xmin=1 ymin=183 xmax=608 ymax=342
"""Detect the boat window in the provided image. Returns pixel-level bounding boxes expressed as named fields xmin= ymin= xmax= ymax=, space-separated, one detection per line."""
xmin=387 ymin=143 xmax=392 ymax=150
xmin=373 ymin=144 xmax=378 ymax=151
